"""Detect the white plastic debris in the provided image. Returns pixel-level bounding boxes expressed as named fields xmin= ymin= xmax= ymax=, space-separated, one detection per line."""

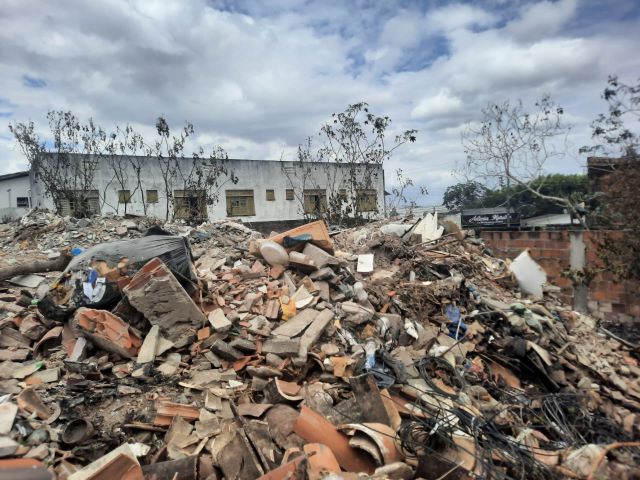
xmin=380 ymin=223 xmax=413 ymax=237
xmin=509 ymin=250 xmax=547 ymax=297
xmin=356 ymin=254 xmax=374 ymax=273
xmin=404 ymin=319 xmax=419 ymax=339
xmin=413 ymin=213 xmax=444 ymax=242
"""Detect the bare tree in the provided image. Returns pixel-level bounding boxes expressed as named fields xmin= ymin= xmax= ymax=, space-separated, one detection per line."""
xmin=148 ymin=117 xmax=191 ymax=221
xmin=10 ymin=111 xmax=108 ymax=217
xmin=11 ymin=112 xmax=236 ymax=223
xmin=581 ymin=75 xmax=640 ymax=279
xmin=148 ymin=116 xmax=237 ymax=223
xmin=387 ymin=168 xmax=428 ymax=216
xmin=461 ymin=97 xmax=586 ymax=226
xmin=282 ymin=102 xmax=417 ymax=226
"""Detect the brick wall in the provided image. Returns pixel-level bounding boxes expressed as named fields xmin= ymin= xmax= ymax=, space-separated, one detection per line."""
xmin=583 ymin=232 xmax=640 ymax=322
xmin=481 ymin=230 xmax=639 ymax=323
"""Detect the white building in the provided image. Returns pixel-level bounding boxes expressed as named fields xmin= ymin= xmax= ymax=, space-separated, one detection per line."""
xmin=0 ymin=171 xmax=32 ymax=221
xmin=1 ymin=155 xmax=386 ymax=228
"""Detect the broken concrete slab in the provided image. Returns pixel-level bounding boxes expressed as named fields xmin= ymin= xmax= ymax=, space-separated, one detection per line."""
xmin=302 ymin=243 xmax=338 ymax=269
xmin=0 ymin=349 xmax=29 ymax=361
xmin=288 ymin=252 xmax=317 ymax=272
xmin=245 ymin=366 xmax=283 ymax=378
xmin=157 ymin=353 xmax=182 ymax=376
xmin=136 ymin=325 xmax=160 ymax=364
xmin=123 ymin=258 xmax=206 ymax=341
xmin=298 ymin=309 xmax=334 ymax=358
xmin=208 ymin=309 xmax=232 ymax=332
xmin=8 ymin=274 xmax=46 ymax=289
xmin=228 ymin=337 xmax=257 ymax=353
xmin=271 ymin=308 xmax=319 ymax=338
xmin=11 ymin=361 xmax=43 ymax=379
xmin=209 ymin=340 xmax=243 ymax=361
xmin=26 ymin=367 xmax=60 ymax=385
xmin=191 ymin=369 xmax=237 ymax=386
xmin=262 ymin=338 xmax=301 ymax=357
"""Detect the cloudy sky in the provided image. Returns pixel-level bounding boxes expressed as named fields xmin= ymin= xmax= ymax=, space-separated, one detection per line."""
xmin=1 ymin=0 xmax=639 ymax=204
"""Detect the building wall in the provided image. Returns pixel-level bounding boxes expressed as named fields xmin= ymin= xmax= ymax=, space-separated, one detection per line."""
xmin=481 ymin=230 xmax=640 ymax=323
xmin=30 ymin=156 xmax=386 ymax=224
xmin=0 ymin=175 xmax=32 ymax=221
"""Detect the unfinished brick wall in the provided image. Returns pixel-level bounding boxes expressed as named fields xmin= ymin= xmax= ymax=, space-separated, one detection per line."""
xmin=480 ymin=230 xmax=639 ymax=323
xmin=481 ymin=231 xmax=574 ymax=304
xmin=583 ymin=232 xmax=640 ymax=322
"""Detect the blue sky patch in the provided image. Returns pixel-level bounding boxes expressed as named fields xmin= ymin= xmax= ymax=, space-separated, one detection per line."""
xmin=22 ymin=75 xmax=47 ymax=88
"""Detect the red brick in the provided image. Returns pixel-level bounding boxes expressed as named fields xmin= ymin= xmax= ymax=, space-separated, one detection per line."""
xmin=612 ymin=303 xmax=627 ymax=314
xmin=554 ymin=277 xmax=572 ymax=288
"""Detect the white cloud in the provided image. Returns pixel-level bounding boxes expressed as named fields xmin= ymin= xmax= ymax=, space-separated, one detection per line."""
xmin=427 ymin=3 xmax=498 ymax=33
xmin=0 ymin=0 xmax=639 ymax=205
xmin=507 ymin=0 xmax=579 ymax=42
xmin=411 ymin=89 xmax=463 ymax=119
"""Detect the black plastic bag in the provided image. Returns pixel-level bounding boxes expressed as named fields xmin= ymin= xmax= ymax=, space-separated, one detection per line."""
xmin=38 ymin=234 xmax=196 ymax=320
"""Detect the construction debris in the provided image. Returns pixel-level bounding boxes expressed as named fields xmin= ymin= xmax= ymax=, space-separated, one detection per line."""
xmin=0 ymin=211 xmax=638 ymax=479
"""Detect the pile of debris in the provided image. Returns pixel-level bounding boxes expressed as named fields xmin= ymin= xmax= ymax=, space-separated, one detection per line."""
xmin=0 ymin=212 xmax=638 ymax=480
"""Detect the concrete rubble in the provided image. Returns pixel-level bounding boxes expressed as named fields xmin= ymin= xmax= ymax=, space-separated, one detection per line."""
xmin=0 ymin=210 xmax=638 ymax=479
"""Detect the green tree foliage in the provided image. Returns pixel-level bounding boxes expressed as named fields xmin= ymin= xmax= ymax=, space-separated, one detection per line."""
xmin=442 ymin=181 xmax=488 ymax=211
xmin=581 ymin=75 xmax=640 ymax=280
xmin=444 ymin=174 xmax=587 ymax=218
xmin=481 ymin=174 xmax=588 ymax=217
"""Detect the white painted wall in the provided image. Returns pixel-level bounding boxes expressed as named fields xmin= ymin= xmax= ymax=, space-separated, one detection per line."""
xmin=30 ymin=156 xmax=386 ymax=223
xmin=0 ymin=174 xmax=32 ymax=221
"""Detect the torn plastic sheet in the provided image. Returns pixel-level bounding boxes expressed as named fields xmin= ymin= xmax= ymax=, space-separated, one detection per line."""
xmin=446 ymin=305 xmax=467 ymax=340
xmin=83 ymin=278 xmax=106 ymax=303
xmin=38 ymin=234 xmax=196 ymax=320
xmin=363 ymin=347 xmax=407 ymax=388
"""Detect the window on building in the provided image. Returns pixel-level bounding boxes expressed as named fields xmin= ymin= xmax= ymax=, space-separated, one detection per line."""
xmin=286 ymin=189 xmax=294 ymax=201
xmin=118 ymin=190 xmax=132 ymax=204
xmin=226 ymin=190 xmax=255 ymax=216
xmin=60 ymin=190 xmax=100 ymax=217
xmin=266 ymin=189 xmax=275 ymax=201
xmin=146 ymin=190 xmax=159 ymax=203
xmin=303 ymin=189 xmax=327 ymax=214
xmin=16 ymin=197 xmax=29 ymax=208
xmin=174 ymin=190 xmax=207 ymax=220
xmin=356 ymin=189 xmax=377 ymax=212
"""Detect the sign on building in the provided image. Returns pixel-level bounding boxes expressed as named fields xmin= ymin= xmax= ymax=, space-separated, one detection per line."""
xmin=462 ymin=210 xmax=520 ymax=227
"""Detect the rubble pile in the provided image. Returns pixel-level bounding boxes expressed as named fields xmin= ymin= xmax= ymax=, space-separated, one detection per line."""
xmin=0 ymin=212 xmax=638 ymax=480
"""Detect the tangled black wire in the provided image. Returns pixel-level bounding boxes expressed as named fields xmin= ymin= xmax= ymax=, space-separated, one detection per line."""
xmin=415 ymin=355 xmax=465 ymax=398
